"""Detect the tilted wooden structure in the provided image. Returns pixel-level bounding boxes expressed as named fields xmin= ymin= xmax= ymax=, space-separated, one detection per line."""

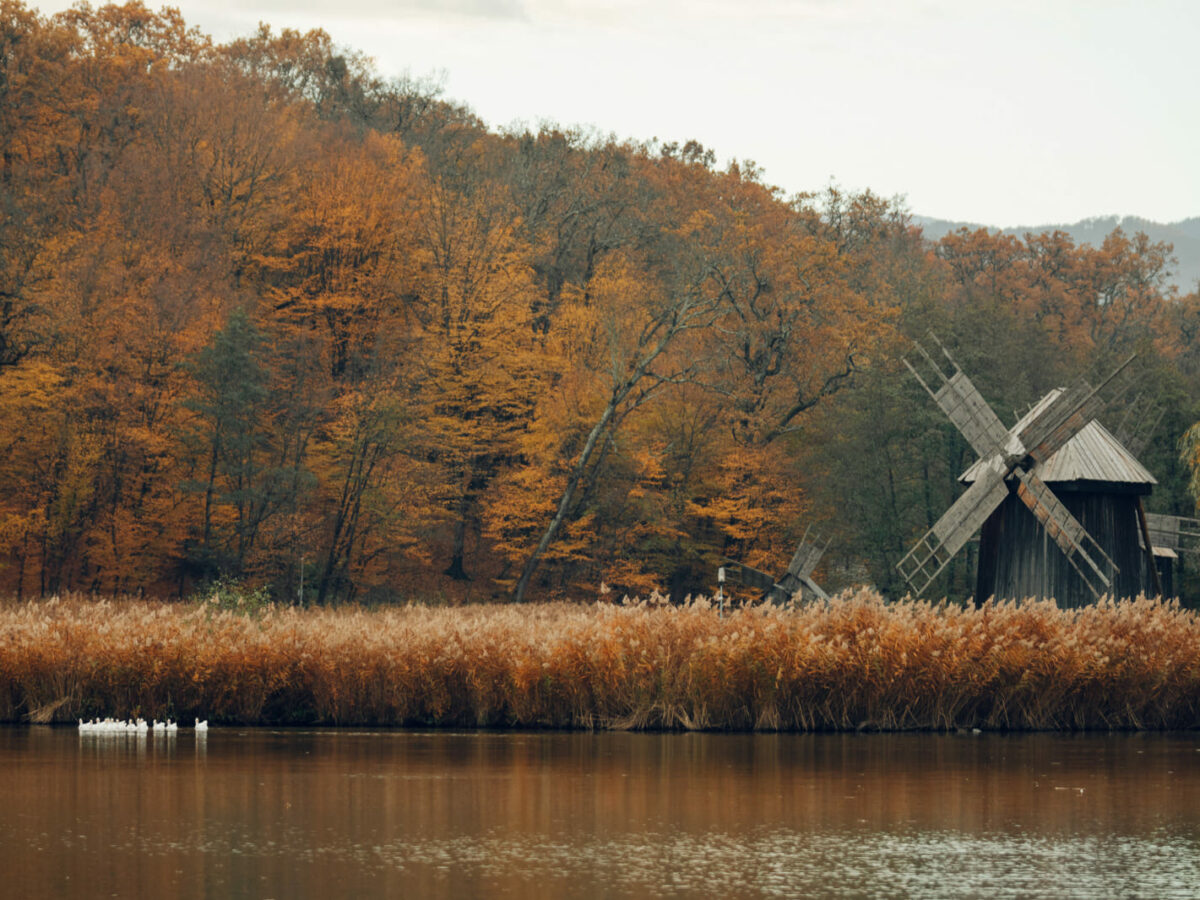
xmin=1113 ymin=394 xmax=1165 ymax=459
xmin=1145 ymin=512 xmax=1200 ymax=596
xmin=897 ymin=335 xmax=1146 ymax=605
xmin=723 ymin=530 xmax=830 ymax=604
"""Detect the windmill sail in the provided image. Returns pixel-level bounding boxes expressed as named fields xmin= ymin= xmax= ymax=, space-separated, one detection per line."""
xmin=1113 ymin=397 xmax=1165 ymax=459
xmin=724 ymin=532 xmax=830 ymax=603
xmin=786 ymin=537 xmax=824 ymax=580
xmin=722 ymin=559 xmax=801 ymax=603
xmin=897 ymin=460 xmax=1011 ymax=595
xmin=1019 ymin=382 xmax=1103 ymax=465
xmin=1019 ymin=357 xmax=1135 ymax=465
xmin=721 ymin=561 xmax=777 ymax=594
xmin=1012 ymin=468 xmax=1116 ymax=598
xmin=799 ymin=574 xmax=828 ymax=600
xmin=777 ymin=537 xmax=830 ymax=601
xmin=905 ymin=338 xmax=1009 ymax=458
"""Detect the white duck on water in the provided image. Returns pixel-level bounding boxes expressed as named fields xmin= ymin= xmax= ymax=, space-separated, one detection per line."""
xmin=78 ymin=717 xmax=200 ymax=734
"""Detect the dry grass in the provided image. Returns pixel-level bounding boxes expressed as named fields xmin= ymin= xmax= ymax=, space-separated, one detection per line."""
xmin=2 ymin=590 xmax=1198 ymax=731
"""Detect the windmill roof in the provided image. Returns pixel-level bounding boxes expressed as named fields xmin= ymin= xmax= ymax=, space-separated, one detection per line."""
xmin=959 ymin=389 xmax=1157 ymax=486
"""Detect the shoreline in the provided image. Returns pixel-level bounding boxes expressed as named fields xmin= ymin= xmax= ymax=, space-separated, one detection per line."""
xmin=3 ymin=592 xmax=1198 ymax=733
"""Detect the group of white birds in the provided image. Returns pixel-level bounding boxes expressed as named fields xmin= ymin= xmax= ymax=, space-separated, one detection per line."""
xmin=77 ymin=717 xmax=208 ymax=734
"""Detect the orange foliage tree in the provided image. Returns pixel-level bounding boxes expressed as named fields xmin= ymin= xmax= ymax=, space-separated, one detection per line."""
xmin=0 ymin=2 xmax=1194 ymax=604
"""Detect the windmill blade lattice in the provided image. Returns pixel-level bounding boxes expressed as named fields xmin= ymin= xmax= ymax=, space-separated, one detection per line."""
xmin=786 ymin=538 xmax=824 ymax=580
xmin=722 ymin=531 xmax=829 ymax=603
xmin=904 ymin=336 xmax=1009 ymax=458
xmin=777 ymin=535 xmax=830 ymax=601
xmin=1113 ymin=396 xmax=1165 ymax=460
xmin=721 ymin=561 xmax=777 ymax=594
xmin=897 ymin=460 xmax=1011 ymax=596
xmin=1012 ymin=468 xmax=1116 ymax=596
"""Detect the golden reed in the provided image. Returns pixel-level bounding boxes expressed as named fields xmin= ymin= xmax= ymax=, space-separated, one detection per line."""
xmin=2 ymin=590 xmax=1198 ymax=731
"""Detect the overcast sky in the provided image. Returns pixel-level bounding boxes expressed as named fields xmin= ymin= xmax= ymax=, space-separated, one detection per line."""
xmin=36 ymin=0 xmax=1200 ymax=226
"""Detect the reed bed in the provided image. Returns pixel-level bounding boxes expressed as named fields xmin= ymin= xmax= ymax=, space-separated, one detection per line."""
xmin=2 ymin=590 xmax=1198 ymax=731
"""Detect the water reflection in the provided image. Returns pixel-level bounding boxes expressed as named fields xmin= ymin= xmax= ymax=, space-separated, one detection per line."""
xmin=2 ymin=728 xmax=1198 ymax=898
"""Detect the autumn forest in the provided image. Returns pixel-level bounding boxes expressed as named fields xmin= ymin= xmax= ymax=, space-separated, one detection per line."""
xmin=4 ymin=1 xmax=1200 ymax=606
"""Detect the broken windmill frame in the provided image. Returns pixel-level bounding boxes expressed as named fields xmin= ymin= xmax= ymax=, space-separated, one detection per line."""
xmin=721 ymin=529 xmax=831 ymax=605
xmin=1144 ymin=512 xmax=1200 ymax=596
xmin=1112 ymin=392 xmax=1166 ymax=460
xmin=1145 ymin=513 xmax=1200 ymax=555
xmin=1117 ymin=393 xmax=1200 ymax=595
xmin=896 ymin=334 xmax=1143 ymax=603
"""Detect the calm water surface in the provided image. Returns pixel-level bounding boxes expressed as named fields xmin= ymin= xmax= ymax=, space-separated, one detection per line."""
xmin=1 ymin=728 xmax=1198 ymax=899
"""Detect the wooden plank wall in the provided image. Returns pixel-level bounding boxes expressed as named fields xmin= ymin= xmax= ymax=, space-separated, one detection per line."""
xmin=976 ymin=488 xmax=1151 ymax=607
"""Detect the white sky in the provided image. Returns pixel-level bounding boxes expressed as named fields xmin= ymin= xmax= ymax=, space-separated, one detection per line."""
xmin=35 ymin=0 xmax=1200 ymax=226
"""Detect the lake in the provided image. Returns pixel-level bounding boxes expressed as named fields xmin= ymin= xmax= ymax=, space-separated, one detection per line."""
xmin=1 ymin=727 xmax=1198 ymax=898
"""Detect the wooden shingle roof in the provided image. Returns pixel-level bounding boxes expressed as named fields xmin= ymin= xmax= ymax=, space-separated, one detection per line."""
xmin=960 ymin=389 xmax=1157 ymax=486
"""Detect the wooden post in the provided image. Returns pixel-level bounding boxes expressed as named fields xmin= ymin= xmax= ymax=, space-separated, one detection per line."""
xmin=1136 ymin=499 xmax=1163 ymax=597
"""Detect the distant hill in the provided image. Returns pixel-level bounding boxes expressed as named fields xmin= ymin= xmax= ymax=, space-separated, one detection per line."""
xmin=913 ymin=215 xmax=1200 ymax=294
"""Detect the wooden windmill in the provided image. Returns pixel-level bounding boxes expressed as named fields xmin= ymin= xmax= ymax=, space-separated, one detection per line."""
xmin=723 ymin=529 xmax=830 ymax=604
xmin=897 ymin=335 xmax=1144 ymax=605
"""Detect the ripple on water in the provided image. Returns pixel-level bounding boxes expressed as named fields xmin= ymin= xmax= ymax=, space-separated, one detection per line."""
xmin=97 ymin=825 xmax=1200 ymax=899
xmin=389 ymin=830 xmax=1200 ymax=899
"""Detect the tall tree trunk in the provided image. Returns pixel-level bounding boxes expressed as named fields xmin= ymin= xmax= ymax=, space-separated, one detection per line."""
xmin=444 ymin=495 xmax=471 ymax=581
xmin=513 ymin=400 xmax=617 ymax=603
xmin=513 ymin=288 xmax=717 ymax=602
